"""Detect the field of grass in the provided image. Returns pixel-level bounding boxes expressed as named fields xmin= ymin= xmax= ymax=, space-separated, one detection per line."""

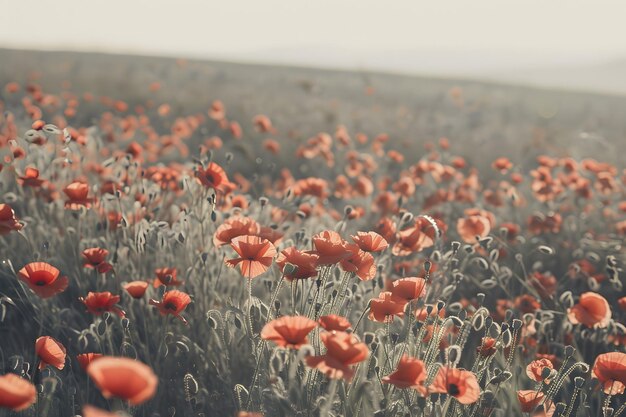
xmin=0 ymin=49 xmax=626 ymax=417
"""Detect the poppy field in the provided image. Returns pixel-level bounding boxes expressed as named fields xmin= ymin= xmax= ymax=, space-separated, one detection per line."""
xmin=1 ymin=57 xmax=626 ymax=417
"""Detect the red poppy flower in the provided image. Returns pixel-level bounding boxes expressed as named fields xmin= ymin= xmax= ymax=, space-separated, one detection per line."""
xmin=517 ymin=390 xmax=555 ymax=415
xmin=312 ymin=230 xmax=352 ymax=265
xmin=319 ymin=315 xmax=352 ymax=332
xmin=456 ymin=214 xmax=491 ymax=243
xmin=492 ymin=157 xmax=513 ymax=173
xmin=64 ymin=181 xmax=94 ymax=210
xmin=0 ymin=204 xmax=23 ymax=235
xmin=340 ymin=244 xmax=376 ymax=281
xmin=123 ymin=281 xmax=149 ymax=299
xmin=351 ymin=231 xmax=389 ymax=252
xmin=369 ymin=292 xmax=406 ymax=322
xmin=17 ymin=167 xmax=46 ymax=188
xmin=226 ymin=235 xmax=276 ymax=279
xmin=77 ymin=353 xmax=103 ymax=371
xmin=514 ymin=294 xmax=541 ymax=314
xmin=18 ymin=262 xmax=69 ymax=298
xmin=36 ymin=336 xmax=66 ymax=370
xmin=0 ymin=373 xmax=37 ymax=411
xmin=87 ymin=357 xmax=158 ymax=405
xmin=567 ymin=292 xmax=611 ymax=328
xmin=260 ymin=316 xmax=318 ymax=349
xmin=195 ymin=162 xmax=234 ymax=193
xmin=149 ymin=290 xmax=192 ymax=324
xmin=430 ymin=367 xmax=480 ymax=404
xmin=392 ymin=218 xmax=437 ymax=256
xmin=477 ymin=337 xmax=498 ymax=357
xmin=382 ymin=355 xmax=427 ymax=393
xmin=153 ymin=267 xmax=183 ymax=288
xmin=213 ymin=216 xmax=260 ymax=247
xmin=526 ymin=358 xmax=554 ymax=382
xmin=390 ymin=277 xmax=427 ymax=302
xmin=592 ymin=352 xmax=626 ymax=394
xmin=79 ymin=292 xmax=125 ymax=318
xmin=82 ymin=247 xmax=113 ymax=273
xmin=276 ymin=247 xmax=319 ymax=281
xmin=305 ymin=331 xmax=369 ymax=381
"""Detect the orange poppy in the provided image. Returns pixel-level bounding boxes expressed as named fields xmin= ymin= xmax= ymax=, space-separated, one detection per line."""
xmin=526 ymin=358 xmax=554 ymax=382
xmin=517 ymin=390 xmax=554 ymax=415
xmin=213 ymin=216 xmax=261 ymax=247
xmin=477 ymin=337 xmax=497 ymax=357
xmin=305 ymin=331 xmax=368 ymax=381
xmin=340 ymin=245 xmax=376 ymax=281
xmin=18 ymin=262 xmax=69 ymax=298
xmin=0 ymin=203 xmax=23 ymax=234
xmin=592 ymin=352 xmax=626 ymax=394
xmin=260 ymin=316 xmax=318 ymax=349
xmin=567 ymin=292 xmax=611 ymax=328
xmin=153 ymin=267 xmax=183 ymax=288
xmin=369 ymin=292 xmax=406 ymax=322
xmin=123 ymin=281 xmax=149 ymax=299
xmin=63 ymin=181 xmax=94 ymax=210
xmin=226 ymin=235 xmax=276 ymax=279
xmin=312 ymin=230 xmax=351 ymax=265
xmin=429 ymin=367 xmax=480 ymax=404
xmin=149 ymin=290 xmax=192 ymax=324
xmin=195 ymin=162 xmax=234 ymax=193
xmin=0 ymin=373 xmax=37 ymax=411
xmin=82 ymin=247 xmax=113 ymax=273
xmin=87 ymin=357 xmax=158 ymax=405
xmin=36 ymin=336 xmax=66 ymax=370
xmin=351 ymin=231 xmax=389 ymax=253
xmin=456 ymin=214 xmax=491 ymax=243
xmin=390 ymin=277 xmax=427 ymax=302
xmin=17 ymin=167 xmax=46 ymax=188
xmin=80 ymin=292 xmax=125 ymax=318
xmin=77 ymin=353 xmax=103 ymax=371
xmin=319 ymin=315 xmax=352 ymax=332
xmin=382 ymin=355 xmax=427 ymax=393
xmin=276 ymin=247 xmax=319 ymax=281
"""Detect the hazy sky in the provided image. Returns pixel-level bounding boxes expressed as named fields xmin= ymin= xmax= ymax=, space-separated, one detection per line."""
xmin=2 ymin=0 xmax=626 ymax=72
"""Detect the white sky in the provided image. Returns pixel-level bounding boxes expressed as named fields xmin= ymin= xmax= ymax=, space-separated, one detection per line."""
xmin=1 ymin=0 xmax=626 ymax=72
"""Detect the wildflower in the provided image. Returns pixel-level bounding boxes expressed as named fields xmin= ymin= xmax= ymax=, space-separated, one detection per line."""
xmin=492 ymin=157 xmax=513 ymax=173
xmin=382 ymin=355 xmax=427 ymax=393
xmin=567 ymin=292 xmax=611 ymax=328
xmin=369 ymin=292 xmax=406 ymax=322
xmin=149 ymin=290 xmax=192 ymax=324
xmin=276 ymin=247 xmax=319 ymax=281
xmin=305 ymin=331 xmax=369 ymax=381
xmin=340 ymin=244 xmax=376 ymax=281
xmin=312 ymin=230 xmax=352 ymax=265
xmin=477 ymin=337 xmax=498 ymax=357
xmin=64 ymin=181 xmax=94 ymax=210
xmin=79 ymin=292 xmax=126 ymax=318
xmin=36 ymin=336 xmax=66 ymax=370
xmin=77 ymin=353 xmax=103 ymax=371
xmin=18 ymin=262 xmax=69 ymax=298
xmin=592 ymin=352 xmax=626 ymax=394
xmin=430 ymin=367 xmax=480 ymax=404
xmin=392 ymin=217 xmax=437 ymax=255
xmin=213 ymin=216 xmax=260 ymax=247
xmin=514 ymin=294 xmax=541 ymax=314
xmin=0 ymin=373 xmax=36 ymax=411
xmin=195 ymin=162 xmax=234 ymax=193
xmin=457 ymin=214 xmax=491 ymax=243
xmin=87 ymin=357 xmax=158 ymax=405
xmin=82 ymin=248 xmax=113 ymax=273
xmin=17 ymin=167 xmax=46 ymax=188
xmin=319 ymin=315 xmax=352 ymax=332
xmin=390 ymin=277 xmax=427 ymax=302
xmin=351 ymin=231 xmax=389 ymax=252
xmin=260 ymin=316 xmax=318 ymax=349
xmin=517 ymin=390 xmax=555 ymax=415
xmin=0 ymin=203 xmax=22 ymax=234
xmin=153 ymin=267 xmax=183 ymax=287
xmin=226 ymin=235 xmax=277 ymax=279
xmin=526 ymin=358 xmax=554 ymax=382
xmin=123 ymin=281 xmax=149 ymax=299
